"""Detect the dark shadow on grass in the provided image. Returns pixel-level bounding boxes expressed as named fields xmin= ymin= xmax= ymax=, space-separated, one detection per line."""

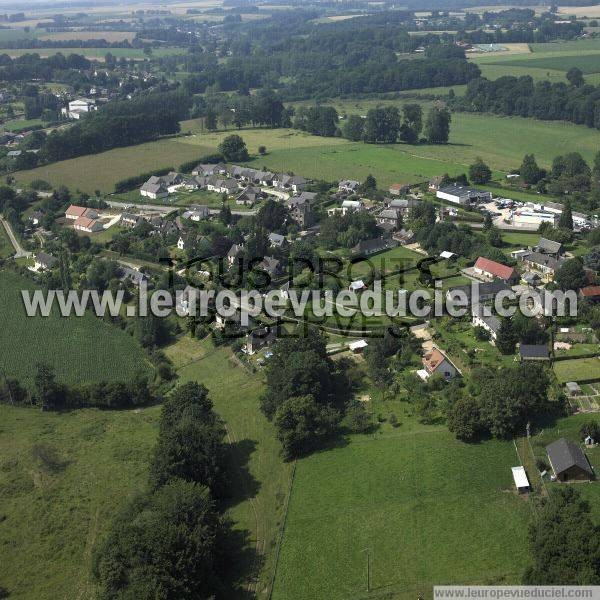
xmin=222 ymin=438 xmax=261 ymax=510
xmin=217 ymin=521 xmax=263 ymax=600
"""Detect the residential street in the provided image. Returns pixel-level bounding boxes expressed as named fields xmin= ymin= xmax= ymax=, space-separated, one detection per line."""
xmin=1 ymin=217 xmax=32 ymax=258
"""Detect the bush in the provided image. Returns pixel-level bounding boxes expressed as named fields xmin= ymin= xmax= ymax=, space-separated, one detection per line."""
xmin=536 ymin=457 xmax=549 ymax=472
xmin=114 ymin=166 xmax=173 ymax=193
xmin=179 ymin=153 xmax=224 ymax=173
xmin=29 ymin=179 xmax=52 ymax=191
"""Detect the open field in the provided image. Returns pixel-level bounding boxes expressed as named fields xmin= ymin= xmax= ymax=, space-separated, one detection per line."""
xmin=1 ymin=47 xmax=184 ymax=60
xmin=15 ymin=108 xmax=600 ymax=194
xmin=37 ymin=31 xmax=136 ymax=43
xmin=490 ymin=53 xmax=600 ymax=74
xmin=0 ymin=270 xmax=152 ymax=387
xmin=168 ymin=336 xmax=293 ymax=596
xmin=2 ymin=118 xmax=46 ymax=132
xmin=553 ymin=357 xmax=600 ymax=384
xmin=272 ymin=431 xmax=531 ymax=600
xmin=0 ymin=403 xmax=160 ymax=599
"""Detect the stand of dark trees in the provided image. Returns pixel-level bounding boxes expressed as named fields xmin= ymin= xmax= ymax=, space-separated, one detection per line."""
xmin=93 ymin=382 xmax=252 ymax=599
xmin=1 ymin=363 xmax=154 ymax=410
xmin=0 ymin=52 xmax=91 ymax=81
xmin=454 ymin=75 xmax=600 ymax=131
xmin=41 ymin=91 xmax=190 ymax=162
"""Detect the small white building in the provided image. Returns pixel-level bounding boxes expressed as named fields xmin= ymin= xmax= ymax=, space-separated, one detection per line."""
xmin=349 ymin=280 xmax=366 ymax=292
xmin=61 ymin=98 xmax=97 ymax=120
xmin=511 ymin=211 xmax=557 ymax=228
xmin=511 ymin=466 xmax=530 ymax=493
xmin=341 ymin=199 xmax=364 ymax=214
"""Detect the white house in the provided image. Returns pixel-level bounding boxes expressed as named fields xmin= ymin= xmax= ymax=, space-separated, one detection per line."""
xmin=421 ymin=347 xmax=460 ymax=380
xmin=73 ymin=216 xmax=103 ymax=233
xmin=65 ymin=205 xmax=98 ymax=221
xmin=61 ymin=98 xmax=97 ymax=120
xmin=472 ymin=311 xmax=501 ymax=341
xmin=341 ymin=199 xmax=364 ymax=214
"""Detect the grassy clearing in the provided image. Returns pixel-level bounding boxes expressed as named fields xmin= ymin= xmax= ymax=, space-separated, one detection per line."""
xmin=490 ymin=53 xmax=600 ymax=74
xmin=0 ymin=270 xmax=152 ymax=387
xmin=3 ymin=118 xmax=46 ymax=132
xmin=530 ymin=39 xmax=600 ymax=52
xmin=272 ymin=431 xmax=531 ymax=600
xmin=168 ymin=336 xmax=293 ymax=596
xmin=16 ymin=136 xmax=214 ymax=193
xmin=0 ymin=403 xmax=160 ymax=599
xmin=553 ymin=357 xmax=600 ymax=384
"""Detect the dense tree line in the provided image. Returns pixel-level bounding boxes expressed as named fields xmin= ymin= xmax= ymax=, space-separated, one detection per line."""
xmin=41 ymin=91 xmax=190 ymax=162
xmin=455 ymin=74 xmax=600 ymax=134
xmin=0 ymin=52 xmax=91 ymax=81
xmin=0 ymin=363 xmax=154 ymax=410
xmin=524 ymin=487 xmax=600 ymax=584
xmin=93 ymin=382 xmax=245 ymax=599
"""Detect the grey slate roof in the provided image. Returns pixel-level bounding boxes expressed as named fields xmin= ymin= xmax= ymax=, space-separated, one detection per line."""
xmin=36 ymin=252 xmax=57 ymax=269
xmin=524 ymin=252 xmax=563 ymax=272
xmin=537 ymin=237 xmax=562 ymax=255
xmin=546 ymin=438 xmax=593 ymax=477
xmin=519 ymin=344 xmax=549 ymax=359
xmin=447 ymin=280 xmax=511 ymax=301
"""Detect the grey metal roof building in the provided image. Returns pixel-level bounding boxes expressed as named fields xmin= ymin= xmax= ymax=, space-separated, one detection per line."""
xmin=546 ymin=438 xmax=593 ymax=482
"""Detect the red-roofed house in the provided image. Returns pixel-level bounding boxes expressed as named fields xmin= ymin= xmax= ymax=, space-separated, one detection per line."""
xmin=65 ymin=205 xmax=98 ymax=221
xmin=579 ymin=286 xmax=600 ymax=302
xmin=421 ymin=347 xmax=460 ymax=381
xmin=474 ymin=257 xmax=519 ymax=285
xmin=73 ymin=216 xmax=103 ymax=233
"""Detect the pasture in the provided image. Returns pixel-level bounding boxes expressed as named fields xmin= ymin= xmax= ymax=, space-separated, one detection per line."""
xmin=0 ymin=271 xmax=152 ymax=387
xmin=272 ymin=431 xmax=531 ymax=600
xmin=553 ymin=357 xmax=600 ymax=384
xmin=169 ymin=336 xmax=294 ymax=595
xmin=0 ymin=403 xmax=160 ymax=599
xmin=15 ymin=107 xmax=600 ymax=194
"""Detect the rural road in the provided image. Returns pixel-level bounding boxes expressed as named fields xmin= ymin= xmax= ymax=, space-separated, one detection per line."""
xmin=105 ymin=199 xmax=257 ymax=217
xmin=1 ymin=217 xmax=32 ymax=258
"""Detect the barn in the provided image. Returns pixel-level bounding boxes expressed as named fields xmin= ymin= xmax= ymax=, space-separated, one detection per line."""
xmin=546 ymin=438 xmax=594 ymax=482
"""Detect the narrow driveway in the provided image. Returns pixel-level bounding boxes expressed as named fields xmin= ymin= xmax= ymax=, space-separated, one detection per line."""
xmin=1 ymin=217 xmax=32 ymax=258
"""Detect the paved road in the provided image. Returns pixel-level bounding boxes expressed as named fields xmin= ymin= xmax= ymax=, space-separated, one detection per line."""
xmin=1 ymin=217 xmax=32 ymax=258
xmin=105 ymin=199 xmax=257 ymax=217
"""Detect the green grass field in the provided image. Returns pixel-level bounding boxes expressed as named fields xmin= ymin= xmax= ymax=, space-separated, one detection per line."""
xmin=0 ymin=403 xmax=160 ymax=599
xmin=272 ymin=431 xmax=531 ymax=599
xmin=2 ymin=118 xmax=46 ymax=132
xmin=166 ymin=336 xmax=294 ymax=596
xmin=553 ymin=357 xmax=600 ymax=384
xmin=15 ymin=108 xmax=600 ymax=194
xmin=490 ymin=53 xmax=600 ymax=75
xmin=0 ymin=271 xmax=152 ymax=387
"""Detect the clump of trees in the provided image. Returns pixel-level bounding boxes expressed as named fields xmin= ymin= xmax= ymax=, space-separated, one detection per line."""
xmin=320 ymin=210 xmax=380 ymax=249
xmin=93 ymin=382 xmax=242 ymax=599
xmin=260 ymin=329 xmax=364 ymax=459
xmin=218 ymin=134 xmax=249 ymax=162
xmin=446 ymin=364 xmax=557 ymax=441
xmin=339 ymin=104 xmax=449 ymax=144
xmin=524 ymin=487 xmax=600 ymax=584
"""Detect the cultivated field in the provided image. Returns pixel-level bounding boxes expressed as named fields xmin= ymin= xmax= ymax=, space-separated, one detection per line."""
xmin=0 ymin=403 xmax=160 ymax=599
xmin=470 ymin=40 xmax=600 ymax=84
xmin=37 ymin=31 xmax=137 ymax=42
xmin=0 ymin=271 xmax=152 ymax=387
xmin=272 ymin=431 xmax=531 ymax=599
